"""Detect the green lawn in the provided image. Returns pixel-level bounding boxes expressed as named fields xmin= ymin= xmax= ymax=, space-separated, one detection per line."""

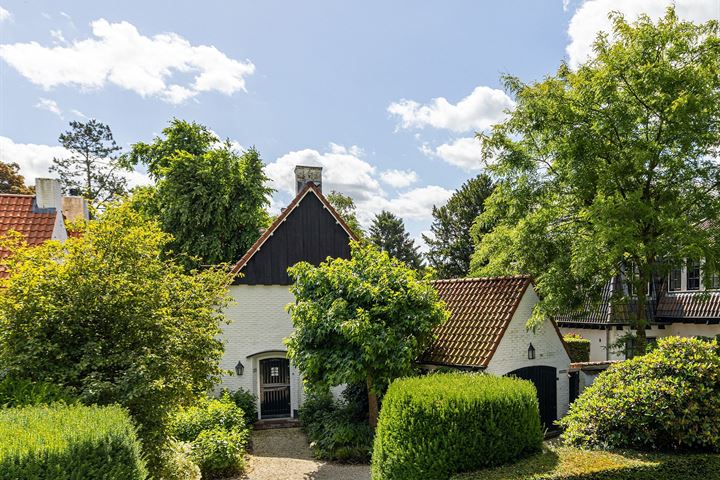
xmin=452 ymin=445 xmax=720 ymax=480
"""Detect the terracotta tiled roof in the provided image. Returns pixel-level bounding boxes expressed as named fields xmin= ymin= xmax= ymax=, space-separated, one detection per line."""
xmin=422 ymin=276 xmax=532 ymax=368
xmin=0 ymin=194 xmax=59 ymax=278
xmin=230 ymin=183 xmax=359 ymax=275
xmin=656 ymin=291 xmax=720 ymax=321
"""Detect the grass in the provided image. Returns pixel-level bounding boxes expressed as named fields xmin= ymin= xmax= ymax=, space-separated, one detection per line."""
xmin=452 ymin=445 xmax=720 ymax=480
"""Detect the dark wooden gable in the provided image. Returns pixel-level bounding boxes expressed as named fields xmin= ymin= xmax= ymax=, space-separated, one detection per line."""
xmin=235 ymin=191 xmax=352 ymax=285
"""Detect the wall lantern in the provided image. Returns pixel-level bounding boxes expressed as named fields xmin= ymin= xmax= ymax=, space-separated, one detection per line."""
xmin=235 ymin=361 xmax=244 ymax=376
xmin=528 ymin=343 xmax=536 ymax=360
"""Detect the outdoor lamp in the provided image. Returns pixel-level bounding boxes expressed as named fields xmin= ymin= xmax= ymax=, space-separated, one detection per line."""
xmin=235 ymin=360 xmax=244 ymax=376
xmin=528 ymin=343 xmax=536 ymax=360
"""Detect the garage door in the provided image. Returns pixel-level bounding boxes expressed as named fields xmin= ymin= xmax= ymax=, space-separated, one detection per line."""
xmin=507 ymin=366 xmax=557 ymax=429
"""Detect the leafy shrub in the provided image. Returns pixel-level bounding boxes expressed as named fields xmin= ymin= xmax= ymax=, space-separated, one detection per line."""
xmin=563 ymin=334 xmax=590 ymax=363
xmin=300 ymin=386 xmax=373 ymax=463
xmin=190 ymin=427 xmax=248 ymax=479
xmin=223 ymin=387 xmax=258 ymax=425
xmin=372 ymin=373 xmax=542 ymax=480
xmin=560 ymin=336 xmax=720 ymax=451
xmin=0 ymin=375 xmax=74 ymax=407
xmin=157 ymin=440 xmax=201 ymax=480
xmin=0 ymin=403 xmax=147 ymax=480
xmin=171 ymin=392 xmax=246 ymax=442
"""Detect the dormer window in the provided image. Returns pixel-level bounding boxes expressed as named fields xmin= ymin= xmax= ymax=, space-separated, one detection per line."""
xmin=669 ymin=267 xmax=682 ymax=292
xmin=687 ymin=261 xmax=701 ymax=291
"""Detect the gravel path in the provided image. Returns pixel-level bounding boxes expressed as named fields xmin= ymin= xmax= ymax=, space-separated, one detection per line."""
xmin=238 ymin=428 xmax=370 ymax=480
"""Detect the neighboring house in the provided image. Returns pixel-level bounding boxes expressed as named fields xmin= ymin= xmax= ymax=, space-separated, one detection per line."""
xmin=557 ymin=269 xmax=720 ymax=362
xmin=0 ymin=178 xmax=88 ymax=278
xmin=420 ymin=276 xmax=572 ymax=428
xmin=219 ymin=166 xmax=357 ymax=420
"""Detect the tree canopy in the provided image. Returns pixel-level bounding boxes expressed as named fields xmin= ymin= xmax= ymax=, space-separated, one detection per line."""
xmin=51 ymin=120 xmax=129 ymax=209
xmin=424 ymin=174 xmax=494 ymax=278
xmin=0 ymin=203 xmax=231 ymax=474
xmin=124 ymin=119 xmax=273 ymax=266
xmin=286 ymin=242 xmax=448 ymax=427
xmin=0 ymin=161 xmax=33 ymax=194
xmin=471 ymin=8 xmax=720 ymax=353
xmin=327 ymin=190 xmax=364 ymax=237
xmin=369 ymin=210 xmax=423 ymax=269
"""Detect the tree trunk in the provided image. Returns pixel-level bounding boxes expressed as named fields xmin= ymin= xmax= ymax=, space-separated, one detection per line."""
xmin=367 ymin=376 xmax=378 ymax=429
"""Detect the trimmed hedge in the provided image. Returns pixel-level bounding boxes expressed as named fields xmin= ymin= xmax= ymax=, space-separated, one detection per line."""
xmin=563 ymin=334 xmax=590 ymax=363
xmin=372 ymin=373 xmax=543 ymax=480
xmin=454 ymin=446 xmax=720 ymax=480
xmin=559 ymin=336 xmax=720 ymax=451
xmin=0 ymin=403 xmax=147 ymax=480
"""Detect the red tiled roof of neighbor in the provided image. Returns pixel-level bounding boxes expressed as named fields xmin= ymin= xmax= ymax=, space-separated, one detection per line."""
xmin=422 ymin=275 xmax=533 ymax=368
xmin=0 ymin=194 xmax=58 ymax=278
xmin=656 ymin=291 xmax=720 ymax=321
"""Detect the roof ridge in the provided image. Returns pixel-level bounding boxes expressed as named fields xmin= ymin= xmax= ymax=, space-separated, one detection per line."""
xmin=432 ymin=274 xmax=532 ymax=284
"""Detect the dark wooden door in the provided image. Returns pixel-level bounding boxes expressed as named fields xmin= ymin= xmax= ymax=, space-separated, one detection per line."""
xmin=260 ymin=358 xmax=291 ymax=418
xmin=508 ymin=366 xmax=557 ymax=429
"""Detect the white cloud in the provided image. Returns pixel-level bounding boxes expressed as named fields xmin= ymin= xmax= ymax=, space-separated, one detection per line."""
xmin=567 ymin=0 xmax=719 ymax=68
xmin=423 ymin=136 xmax=486 ymax=171
xmin=0 ymin=18 xmax=255 ymax=104
xmin=70 ymin=109 xmax=88 ymax=119
xmin=0 ymin=6 xmax=10 ymax=22
xmin=380 ymin=169 xmax=418 ymax=188
xmin=50 ymin=29 xmax=67 ymax=45
xmin=35 ymin=98 xmax=63 ymax=118
xmin=266 ymin=143 xmax=451 ymax=225
xmin=388 ymin=86 xmax=515 ymax=133
xmin=0 ymin=136 xmax=153 ymax=188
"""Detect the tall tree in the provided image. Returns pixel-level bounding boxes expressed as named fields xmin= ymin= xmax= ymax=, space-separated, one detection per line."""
xmin=286 ymin=242 xmax=448 ymax=428
xmin=472 ymin=9 xmax=720 ymax=355
xmin=369 ymin=210 xmax=423 ymax=269
xmin=327 ymin=190 xmax=364 ymax=237
xmin=0 ymin=161 xmax=33 ymax=194
xmin=51 ymin=120 xmax=128 ymax=208
xmin=124 ymin=119 xmax=273 ymax=265
xmin=423 ymin=174 xmax=494 ymax=278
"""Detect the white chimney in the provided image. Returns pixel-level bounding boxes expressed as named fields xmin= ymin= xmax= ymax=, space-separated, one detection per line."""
xmin=62 ymin=196 xmax=90 ymax=221
xmin=294 ymin=165 xmax=322 ymax=195
xmin=35 ymin=178 xmax=63 ymax=210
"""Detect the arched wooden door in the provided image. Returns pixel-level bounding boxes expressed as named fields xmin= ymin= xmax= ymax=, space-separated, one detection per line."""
xmin=259 ymin=358 xmax=291 ymax=418
xmin=507 ymin=366 xmax=557 ymax=429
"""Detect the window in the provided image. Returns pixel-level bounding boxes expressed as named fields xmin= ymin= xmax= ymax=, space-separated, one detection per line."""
xmin=669 ymin=267 xmax=682 ymax=291
xmin=687 ymin=261 xmax=701 ymax=291
xmin=710 ymin=272 xmax=720 ymax=290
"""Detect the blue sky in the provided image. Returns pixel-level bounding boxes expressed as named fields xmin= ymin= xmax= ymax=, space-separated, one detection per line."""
xmin=1 ymin=0 xmax=717 ymax=248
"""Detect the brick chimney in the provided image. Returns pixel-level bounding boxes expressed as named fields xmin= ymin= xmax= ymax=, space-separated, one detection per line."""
xmin=62 ymin=196 xmax=90 ymax=221
xmin=294 ymin=165 xmax=322 ymax=195
xmin=35 ymin=178 xmax=63 ymax=210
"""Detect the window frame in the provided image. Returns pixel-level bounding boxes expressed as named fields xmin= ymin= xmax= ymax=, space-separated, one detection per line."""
xmin=669 ymin=267 xmax=683 ymax=292
xmin=686 ymin=261 xmax=701 ymax=291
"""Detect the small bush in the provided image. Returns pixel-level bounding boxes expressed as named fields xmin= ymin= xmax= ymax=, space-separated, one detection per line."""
xmin=563 ymin=334 xmax=590 ymax=363
xmin=171 ymin=392 xmax=246 ymax=443
xmin=372 ymin=373 xmax=542 ymax=480
xmin=560 ymin=336 xmax=720 ymax=451
xmin=223 ymin=387 xmax=258 ymax=425
xmin=190 ymin=427 xmax=248 ymax=479
xmin=157 ymin=440 xmax=201 ymax=480
xmin=0 ymin=375 xmax=74 ymax=407
xmin=300 ymin=386 xmax=373 ymax=463
xmin=0 ymin=403 xmax=147 ymax=480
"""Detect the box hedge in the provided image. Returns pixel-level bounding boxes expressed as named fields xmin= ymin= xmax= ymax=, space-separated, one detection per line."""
xmin=0 ymin=403 xmax=147 ymax=480
xmin=372 ymin=373 xmax=543 ymax=480
xmin=563 ymin=334 xmax=590 ymax=363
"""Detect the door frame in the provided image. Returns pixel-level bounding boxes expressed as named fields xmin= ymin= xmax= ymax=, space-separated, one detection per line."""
xmin=252 ymin=350 xmax=295 ymax=419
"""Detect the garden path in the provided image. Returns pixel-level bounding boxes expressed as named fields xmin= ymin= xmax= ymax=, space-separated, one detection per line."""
xmin=238 ymin=427 xmax=370 ymax=480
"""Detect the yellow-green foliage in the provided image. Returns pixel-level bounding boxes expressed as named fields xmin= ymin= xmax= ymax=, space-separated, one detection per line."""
xmin=0 ymin=404 xmax=147 ymax=480
xmin=563 ymin=334 xmax=590 ymax=363
xmin=454 ymin=446 xmax=720 ymax=480
xmin=372 ymin=373 xmax=542 ymax=480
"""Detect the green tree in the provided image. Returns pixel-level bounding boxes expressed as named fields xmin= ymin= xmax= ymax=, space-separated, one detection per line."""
xmin=286 ymin=242 xmax=448 ymax=428
xmin=124 ymin=119 xmax=273 ymax=265
xmin=0 ymin=161 xmax=33 ymax=194
xmin=51 ymin=120 xmax=129 ymax=209
xmin=423 ymin=174 xmax=494 ymax=278
xmin=327 ymin=190 xmax=363 ymax=237
xmin=471 ymin=9 xmax=720 ymax=354
xmin=0 ymin=203 xmax=231 ymax=475
xmin=369 ymin=210 xmax=423 ymax=269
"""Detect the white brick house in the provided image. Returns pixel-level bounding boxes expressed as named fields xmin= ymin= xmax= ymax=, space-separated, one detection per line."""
xmin=218 ymin=166 xmax=356 ymax=420
xmin=421 ymin=276 xmax=572 ymax=427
